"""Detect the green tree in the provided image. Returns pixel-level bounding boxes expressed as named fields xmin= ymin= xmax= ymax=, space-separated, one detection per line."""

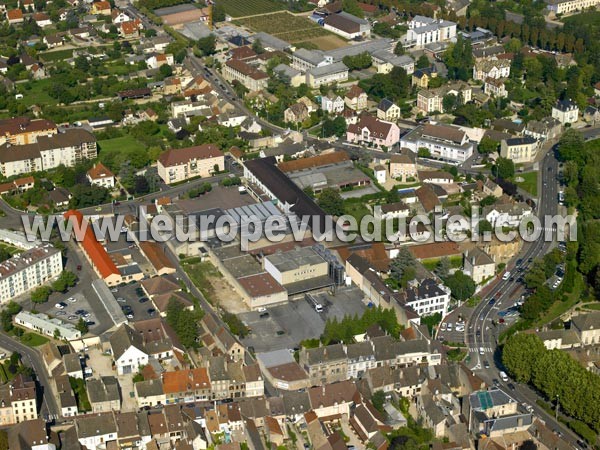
xmin=342 ymin=0 xmax=364 ymax=18
xmin=52 ymin=271 xmax=77 ymax=293
xmin=317 ymin=188 xmax=344 ymax=216
xmin=444 ymin=271 xmax=475 ymax=301
xmin=435 ymin=257 xmax=451 ymax=279
xmin=343 ymin=52 xmax=372 ymax=71
xmin=502 ymin=333 xmax=547 ymax=383
xmin=493 ymin=157 xmax=515 ymax=180
xmin=166 ymin=298 xmax=203 ymax=348
xmin=557 ymin=128 xmax=585 ymax=164
xmin=197 ymin=34 xmax=216 ymax=56
xmin=75 ymin=318 xmax=89 ymax=334
xmin=252 ymin=38 xmax=264 ymax=54
xmin=478 ymin=136 xmax=499 ymax=155
xmin=444 ymin=35 xmax=474 ymax=81
xmin=390 ymin=247 xmax=416 ymax=283
xmin=394 ymin=41 xmax=405 ymax=56
xmin=322 ymin=116 xmax=347 ymax=138
xmin=371 ymin=390 xmax=386 ymax=414
xmin=416 ymin=54 xmax=430 ymax=69
xmin=31 ymin=286 xmax=52 ymax=303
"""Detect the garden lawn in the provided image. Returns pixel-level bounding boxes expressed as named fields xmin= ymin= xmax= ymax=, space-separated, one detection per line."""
xmin=20 ymin=332 xmax=49 ymax=347
xmin=98 ymin=136 xmax=146 ymax=155
xmin=15 ymin=79 xmax=57 ymax=107
xmin=517 ymin=171 xmax=538 ymax=196
xmin=39 ymin=48 xmax=74 ymax=63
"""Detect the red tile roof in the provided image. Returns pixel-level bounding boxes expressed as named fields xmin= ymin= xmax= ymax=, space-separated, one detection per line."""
xmin=408 ymin=242 xmax=461 ymax=260
xmin=87 ymin=162 xmax=114 ymax=180
xmin=64 ymin=210 xmax=119 ymax=278
xmin=162 ymin=368 xmax=210 ymax=394
xmin=7 ymin=9 xmax=23 ymax=20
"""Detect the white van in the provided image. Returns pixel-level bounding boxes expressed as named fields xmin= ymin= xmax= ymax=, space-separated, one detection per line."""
xmin=500 ymin=371 xmax=508 ymax=381
xmin=502 ymin=271 xmax=511 ymax=281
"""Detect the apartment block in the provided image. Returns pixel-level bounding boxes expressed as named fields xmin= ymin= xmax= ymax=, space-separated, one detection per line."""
xmin=0 ymin=244 xmax=62 ymax=304
xmin=400 ymin=123 xmax=475 ymax=163
xmin=0 ymin=128 xmax=96 ymax=178
xmin=157 ymin=144 xmax=224 ymax=184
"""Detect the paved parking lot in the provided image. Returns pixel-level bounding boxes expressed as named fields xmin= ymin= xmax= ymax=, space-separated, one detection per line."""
xmin=111 ymin=282 xmax=157 ymax=323
xmin=36 ymin=290 xmax=104 ymax=333
xmin=240 ymin=286 xmax=366 ymax=353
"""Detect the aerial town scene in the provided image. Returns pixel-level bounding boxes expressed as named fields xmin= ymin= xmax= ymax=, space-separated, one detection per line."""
xmin=0 ymin=0 xmax=598 ymax=448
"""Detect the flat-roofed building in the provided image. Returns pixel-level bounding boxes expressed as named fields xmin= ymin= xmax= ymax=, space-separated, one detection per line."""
xmin=306 ymin=62 xmax=349 ymax=88
xmin=264 ymin=247 xmax=328 ymax=286
xmin=15 ymin=311 xmax=82 ymax=340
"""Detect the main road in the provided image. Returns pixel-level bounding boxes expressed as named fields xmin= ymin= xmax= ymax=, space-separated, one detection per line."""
xmin=463 ymin=146 xmax=582 ymax=444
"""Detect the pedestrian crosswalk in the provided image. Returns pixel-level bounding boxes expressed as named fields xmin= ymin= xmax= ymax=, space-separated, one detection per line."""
xmin=469 ymin=347 xmax=494 ymax=353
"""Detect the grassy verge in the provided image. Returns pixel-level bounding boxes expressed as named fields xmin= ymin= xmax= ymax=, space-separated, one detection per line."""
xmin=536 ymin=273 xmax=583 ymax=326
xmin=20 ymin=332 xmax=49 ymax=347
xmin=447 ymin=348 xmax=467 ymax=362
xmin=516 ymin=171 xmax=538 ymax=196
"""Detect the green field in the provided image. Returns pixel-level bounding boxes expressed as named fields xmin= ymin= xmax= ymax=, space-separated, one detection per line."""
xmin=220 ymin=0 xmax=284 ymax=17
xmin=236 ymin=11 xmax=330 ymax=43
xmin=99 ymin=136 xmax=146 ymax=154
xmin=517 ymin=171 xmax=538 ymax=196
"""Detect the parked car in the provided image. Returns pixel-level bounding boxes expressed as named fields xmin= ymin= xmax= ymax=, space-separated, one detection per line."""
xmin=67 ymin=297 xmax=77 ymax=303
xmin=138 ymin=297 xmax=149 ymax=304
xmin=55 ymin=302 xmax=67 ymax=309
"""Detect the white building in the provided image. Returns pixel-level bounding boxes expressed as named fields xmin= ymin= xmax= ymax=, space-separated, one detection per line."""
xmin=75 ymin=414 xmax=118 ymax=450
xmin=473 ymin=58 xmax=511 ymax=81
xmin=552 ymin=99 xmax=579 ymax=125
xmin=406 ymin=16 xmax=457 ymax=49
xmin=463 ymin=247 xmax=496 ymax=284
xmin=400 ymin=123 xmax=475 ymax=163
xmin=323 ymin=12 xmax=371 ymax=40
xmin=321 ymin=94 xmax=345 ymax=114
xmin=483 ymin=202 xmax=533 ymax=228
xmin=545 ymin=0 xmax=600 ymax=15
xmin=306 ymin=62 xmax=349 ymax=88
xmin=397 ymin=278 xmax=451 ymax=317
xmin=0 ymin=245 xmax=62 ymax=304
xmin=109 ymin=324 xmax=149 ymax=375
xmin=86 ymin=162 xmax=115 ymax=189
xmin=15 ymin=311 xmax=82 ymax=340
